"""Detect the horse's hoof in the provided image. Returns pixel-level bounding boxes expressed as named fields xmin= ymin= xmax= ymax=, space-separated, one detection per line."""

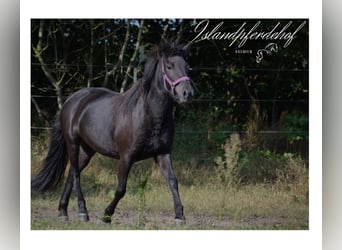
xmin=175 ymin=218 xmax=185 ymax=225
xmin=58 ymin=215 xmax=69 ymax=222
xmin=78 ymin=213 xmax=89 ymax=222
xmin=101 ymin=215 xmax=112 ymax=224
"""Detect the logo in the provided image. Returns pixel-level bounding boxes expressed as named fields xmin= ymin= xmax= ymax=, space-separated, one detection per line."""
xmin=191 ymin=20 xmax=307 ymax=63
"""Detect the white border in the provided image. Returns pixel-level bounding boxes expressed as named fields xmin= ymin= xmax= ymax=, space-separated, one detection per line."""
xmin=20 ymin=1 xmax=322 ymax=250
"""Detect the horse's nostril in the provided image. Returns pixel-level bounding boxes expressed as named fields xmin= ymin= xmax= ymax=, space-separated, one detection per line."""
xmin=183 ymin=89 xmax=194 ymax=100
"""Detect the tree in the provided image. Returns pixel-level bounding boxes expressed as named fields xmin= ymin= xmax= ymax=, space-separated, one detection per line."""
xmin=31 ymin=18 xmax=309 ymax=156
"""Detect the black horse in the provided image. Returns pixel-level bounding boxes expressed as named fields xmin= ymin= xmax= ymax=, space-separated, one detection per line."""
xmin=31 ymin=41 xmax=195 ymax=223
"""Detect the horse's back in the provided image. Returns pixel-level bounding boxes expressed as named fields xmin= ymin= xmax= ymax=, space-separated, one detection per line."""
xmin=61 ymin=87 xmax=119 ymax=124
xmin=65 ymin=87 xmax=119 ymax=103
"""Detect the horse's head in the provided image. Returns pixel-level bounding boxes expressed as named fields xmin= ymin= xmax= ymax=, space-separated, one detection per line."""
xmin=161 ymin=52 xmax=194 ymax=103
xmin=144 ymin=42 xmax=195 ymax=104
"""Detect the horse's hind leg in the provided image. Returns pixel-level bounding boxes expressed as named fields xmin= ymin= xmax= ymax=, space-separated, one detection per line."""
xmin=58 ymin=143 xmax=94 ymax=221
xmin=58 ymin=166 xmax=74 ymax=221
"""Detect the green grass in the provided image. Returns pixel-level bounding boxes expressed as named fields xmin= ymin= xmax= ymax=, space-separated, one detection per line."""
xmin=31 ymin=181 xmax=308 ymax=230
xmin=31 ymin=137 xmax=308 ymax=230
xmin=31 ymin=164 xmax=308 ymax=230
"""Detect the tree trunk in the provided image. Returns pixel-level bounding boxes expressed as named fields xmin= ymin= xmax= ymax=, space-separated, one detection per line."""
xmin=104 ymin=21 xmax=130 ymax=87
xmin=32 ymin=20 xmax=64 ymax=110
xmin=87 ymin=20 xmax=94 ymax=88
xmin=120 ymin=20 xmax=144 ymax=93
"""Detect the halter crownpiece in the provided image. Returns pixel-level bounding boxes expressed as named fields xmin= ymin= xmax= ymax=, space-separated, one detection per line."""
xmin=161 ymin=58 xmax=191 ymax=97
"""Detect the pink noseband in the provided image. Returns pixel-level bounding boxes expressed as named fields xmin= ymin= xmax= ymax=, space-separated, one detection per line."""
xmin=161 ymin=58 xmax=191 ymax=97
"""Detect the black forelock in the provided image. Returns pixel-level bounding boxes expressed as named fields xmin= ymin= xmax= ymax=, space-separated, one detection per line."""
xmin=150 ymin=40 xmax=187 ymax=58
xmin=143 ymin=41 xmax=188 ymax=87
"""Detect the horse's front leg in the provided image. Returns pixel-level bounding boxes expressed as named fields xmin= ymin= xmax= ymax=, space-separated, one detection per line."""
xmin=155 ymin=154 xmax=185 ymax=222
xmin=102 ymin=156 xmax=133 ymax=223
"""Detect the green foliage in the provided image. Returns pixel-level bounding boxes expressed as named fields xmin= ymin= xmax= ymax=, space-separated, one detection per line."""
xmin=209 ymin=124 xmax=239 ymax=147
xmin=136 ymin=176 xmax=148 ymax=228
xmin=239 ymin=150 xmax=282 ymax=184
xmin=281 ymin=111 xmax=308 ymax=144
xmin=211 ymin=130 xmax=308 ymax=187
xmin=238 ymin=149 xmax=308 ymax=186
xmin=31 ymin=19 xmax=308 ymax=135
xmin=31 ymin=19 xmax=309 ymax=229
xmin=31 ymin=133 xmax=308 ymax=230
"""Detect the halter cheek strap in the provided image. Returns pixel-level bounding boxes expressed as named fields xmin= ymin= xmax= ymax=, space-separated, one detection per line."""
xmin=161 ymin=58 xmax=191 ymax=97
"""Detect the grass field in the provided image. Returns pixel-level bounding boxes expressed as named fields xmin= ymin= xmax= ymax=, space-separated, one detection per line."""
xmin=31 ymin=152 xmax=309 ymax=230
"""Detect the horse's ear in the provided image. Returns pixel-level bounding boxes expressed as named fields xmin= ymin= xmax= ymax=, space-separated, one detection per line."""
xmin=182 ymin=42 xmax=192 ymax=54
xmin=161 ymin=36 xmax=168 ymax=43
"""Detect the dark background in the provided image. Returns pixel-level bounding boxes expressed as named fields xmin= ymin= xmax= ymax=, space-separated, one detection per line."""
xmin=31 ymin=18 xmax=309 ymax=181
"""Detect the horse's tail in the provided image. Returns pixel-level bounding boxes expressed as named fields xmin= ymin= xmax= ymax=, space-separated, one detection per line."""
xmin=31 ymin=119 xmax=68 ymax=193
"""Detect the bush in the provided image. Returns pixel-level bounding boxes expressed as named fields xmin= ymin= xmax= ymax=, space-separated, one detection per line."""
xmin=281 ymin=111 xmax=308 ymax=144
xmin=213 ymin=132 xmax=308 ymax=187
xmin=239 ymin=150 xmax=283 ymax=184
xmin=214 ymin=132 xmax=241 ymax=186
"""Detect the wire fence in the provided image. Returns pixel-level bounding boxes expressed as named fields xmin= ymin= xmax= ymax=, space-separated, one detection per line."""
xmin=31 ymin=62 xmax=308 ymax=72
xmin=31 ymin=94 xmax=308 ymax=103
xmin=31 ymin=94 xmax=308 ymax=135
xmin=31 ymin=59 xmax=308 ymax=136
xmin=30 ymin=126 xmax=307 ymax=135
xmin=31 ymin=96 xmax=309 ymax=161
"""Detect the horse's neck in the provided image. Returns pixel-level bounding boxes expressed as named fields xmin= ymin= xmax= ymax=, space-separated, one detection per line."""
xmin=146 ymin=98 xmax=174 ymax=136
xmin=145 ymin=81 xmax=174 ymax=123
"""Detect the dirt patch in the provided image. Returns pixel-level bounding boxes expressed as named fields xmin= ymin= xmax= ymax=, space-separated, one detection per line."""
xmin=31 ymin=207 xmax=306 ymax=230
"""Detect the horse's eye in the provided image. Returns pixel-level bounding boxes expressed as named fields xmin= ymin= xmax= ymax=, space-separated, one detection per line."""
xmin=166 ymin=61 xmax=174 ymax=70
xmin=167 ymin=64 xmax=173 ymax=70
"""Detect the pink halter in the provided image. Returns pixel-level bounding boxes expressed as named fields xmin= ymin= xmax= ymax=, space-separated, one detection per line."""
xmin=161 ymin=58 xmax=191 ymax=97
